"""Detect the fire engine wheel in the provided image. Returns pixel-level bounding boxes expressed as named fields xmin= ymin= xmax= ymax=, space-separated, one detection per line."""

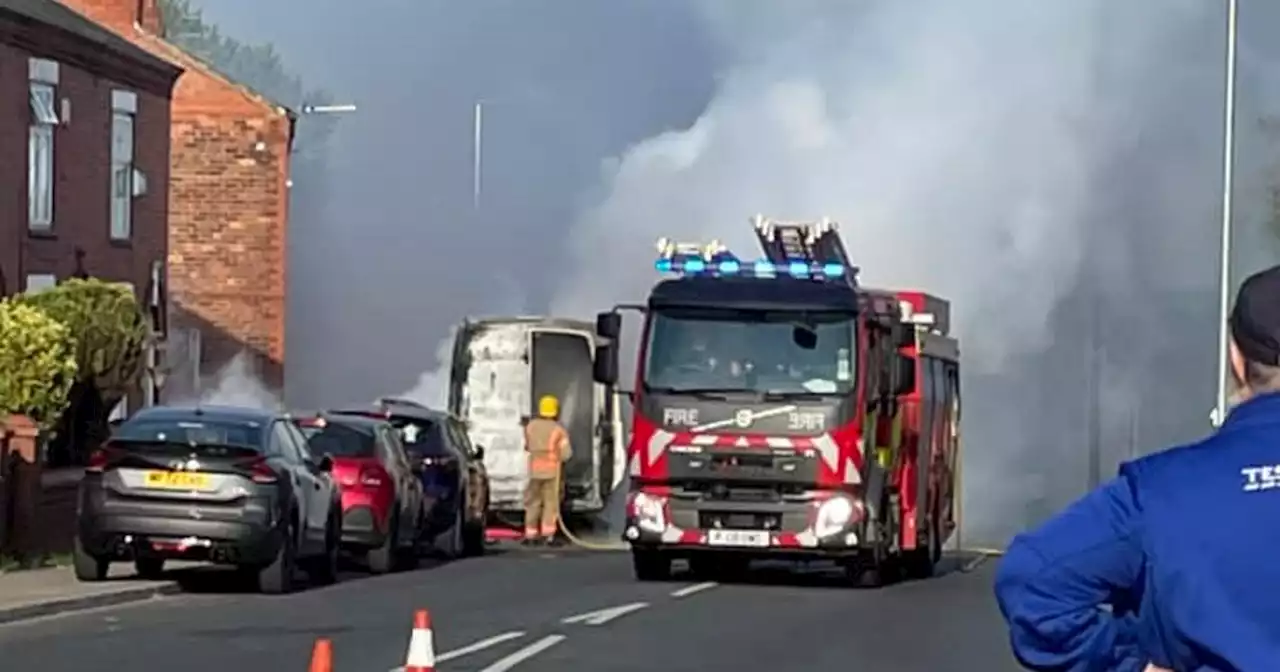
xmin=631 ymin=549 xmax=673 ymax=582
xmin=904 ymin=513 xmax=943 ymax=579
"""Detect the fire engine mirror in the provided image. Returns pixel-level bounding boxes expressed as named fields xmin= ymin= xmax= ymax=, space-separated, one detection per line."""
xmin=894 ymin=355 xmax=916 ymax=396
xmin=896 ymin=325 xmax=916 ymax=348
xmin=792 ymin=326 xmax=817 ymax=350
xmin=594 ymin=342 xmax=619 ymax=384
xmin=596 ymin=311 xmax=622 ymax=339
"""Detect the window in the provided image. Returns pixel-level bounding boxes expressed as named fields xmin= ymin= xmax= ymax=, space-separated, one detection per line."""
xmin=643 ymin=308 xmax=857 ymax=395
xmin=110 ymin=90 xmax=137 ymax=241
xmin=28 ymin=81 xmax=57 ymax=231
xmin=24 ymin=273 xmax=56 ymax=293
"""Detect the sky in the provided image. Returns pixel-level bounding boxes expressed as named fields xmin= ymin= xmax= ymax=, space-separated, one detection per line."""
xmin=192 ymin=0 xmax=1280 ymax=543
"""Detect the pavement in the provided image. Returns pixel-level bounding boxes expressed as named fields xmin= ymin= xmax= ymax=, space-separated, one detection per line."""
xmin=0 ymin=546 xmax=1019 ymax=671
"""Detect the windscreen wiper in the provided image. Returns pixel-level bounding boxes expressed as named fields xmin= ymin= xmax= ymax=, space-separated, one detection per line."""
xmin=646 ymin=386 xmax=761 ymax=400
xmin=762 ymin=390 xmax=835 ymax=401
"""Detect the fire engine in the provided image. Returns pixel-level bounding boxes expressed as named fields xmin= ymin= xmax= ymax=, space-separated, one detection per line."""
xmin=591 ymin=216 xmax=961 ymax=586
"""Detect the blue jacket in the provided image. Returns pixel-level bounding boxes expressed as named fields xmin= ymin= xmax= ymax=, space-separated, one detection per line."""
xmin=995 ymin=392 xmax=1280 ymax=671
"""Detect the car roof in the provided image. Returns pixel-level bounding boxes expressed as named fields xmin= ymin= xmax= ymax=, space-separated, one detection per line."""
xmin=304 ymin=413 xmax=386 ymax=432
xmin=127 ymin=404 xmax=278 ymax=424
xmin=332 ymin=403 xmax=456 ymax=424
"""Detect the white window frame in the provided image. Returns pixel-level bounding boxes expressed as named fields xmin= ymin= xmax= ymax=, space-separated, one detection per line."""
xmin=27 ymin=68 xmax=58 ymax=231
xmin=110 ymin=90 xmax=138 ymax=242
xmin=24 ymin=273 xmax=57 ymax=293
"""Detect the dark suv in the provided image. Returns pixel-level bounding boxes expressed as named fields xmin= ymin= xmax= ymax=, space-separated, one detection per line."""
xmin=338 ymin=398 xmax=489 ymax=558
xmin=76 ymin=405 xmax=343 ymax=594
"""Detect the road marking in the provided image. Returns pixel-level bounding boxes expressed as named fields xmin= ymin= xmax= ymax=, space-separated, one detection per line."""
xmin=477 ymin=634 xmax=566 ymax=672
xmin=560 ymin=602 xmax=649 ymax=626
xmin=388 ymin=631 xmax=526 ymax=671
xmin=670 ymin=581 xmax=718 ymax=598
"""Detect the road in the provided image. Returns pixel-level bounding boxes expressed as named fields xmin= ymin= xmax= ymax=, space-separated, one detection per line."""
xmin=0 ymin=547 xmax=1018 ymax=671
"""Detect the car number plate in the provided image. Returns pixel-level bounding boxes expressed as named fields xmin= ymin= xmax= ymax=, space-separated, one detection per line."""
xmin=706 ymin=529 xmax=769 ymax=548
xmin=143 ymin=471 xmax=211 ymax=491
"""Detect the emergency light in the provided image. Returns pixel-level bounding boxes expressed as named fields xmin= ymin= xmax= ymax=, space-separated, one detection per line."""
xmin=654 ymin=255 xmax=847 ymax=280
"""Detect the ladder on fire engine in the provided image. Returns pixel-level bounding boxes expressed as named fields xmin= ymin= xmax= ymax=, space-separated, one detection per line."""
xmin=750 ymin=215 xmax=857 ymax=287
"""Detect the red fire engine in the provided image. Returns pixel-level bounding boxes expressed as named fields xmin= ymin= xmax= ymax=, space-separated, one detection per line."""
xmin=591 ymin=216 xmax=961 ymax=585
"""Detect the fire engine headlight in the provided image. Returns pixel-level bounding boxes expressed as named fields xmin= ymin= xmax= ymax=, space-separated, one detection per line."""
xmin=630 ymin=492 xmax=667 ymax=535
xmin=814 ymin=496 xmax=855 ymax=539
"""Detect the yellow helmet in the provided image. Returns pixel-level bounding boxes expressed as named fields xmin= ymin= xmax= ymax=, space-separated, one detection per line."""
xmin=537 ymin=395 xmax=559 ymax=419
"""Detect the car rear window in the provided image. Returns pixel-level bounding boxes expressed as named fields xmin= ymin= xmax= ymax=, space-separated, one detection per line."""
xmin=389 ymin=417 xmax=449 ymax=457
xmin=298 ymin=422 xmax=377 ymax=457
xmin=112 ymin=418 xmax=263 ymax=450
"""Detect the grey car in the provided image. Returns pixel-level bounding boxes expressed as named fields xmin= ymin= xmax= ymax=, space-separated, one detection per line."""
xmin=75 ymin=405 xmax=343 ymax=594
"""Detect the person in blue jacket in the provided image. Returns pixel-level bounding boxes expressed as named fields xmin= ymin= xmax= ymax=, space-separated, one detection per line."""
xmin=994 ymin=264 xmax=1280 ymax=672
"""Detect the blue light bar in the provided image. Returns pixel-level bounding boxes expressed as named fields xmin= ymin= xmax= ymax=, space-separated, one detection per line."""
xmin=655 ymin=254 xmax=851 ymax=281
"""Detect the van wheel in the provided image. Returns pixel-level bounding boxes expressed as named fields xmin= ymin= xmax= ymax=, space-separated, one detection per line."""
xmin=134 ymin=557 xmax=165 ymax=579
xmin=257 ymin=522 xmax=297 ymax=595
xmin=73 ymin=537 xmax=109 ymax=582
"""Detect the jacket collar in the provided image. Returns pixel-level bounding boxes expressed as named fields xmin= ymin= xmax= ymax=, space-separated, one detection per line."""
xmin=1223 ymin=391 xmax=1280 ymax=429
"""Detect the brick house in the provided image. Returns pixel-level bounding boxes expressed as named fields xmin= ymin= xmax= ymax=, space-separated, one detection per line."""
xmin=0 ymin=0 xmax=179 ymax=305
xmin=57 ymin=0 xmax=295 ymax=397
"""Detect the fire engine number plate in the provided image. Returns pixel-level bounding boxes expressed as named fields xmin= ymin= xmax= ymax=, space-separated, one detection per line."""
xmin=706 ymin=529 xmax=770 ymax=548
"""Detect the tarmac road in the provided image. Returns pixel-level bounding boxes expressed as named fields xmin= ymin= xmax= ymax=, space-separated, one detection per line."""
xmin=0 ymin=547 xmax=1020 ymax=671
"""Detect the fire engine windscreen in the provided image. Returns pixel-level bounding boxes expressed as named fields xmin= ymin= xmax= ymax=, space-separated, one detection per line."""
xmin=644 ymin=309 xmax=855 ymax=395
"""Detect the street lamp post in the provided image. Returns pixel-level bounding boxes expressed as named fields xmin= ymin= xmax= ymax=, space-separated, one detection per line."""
xmin=473 ymin=101 xmax=483 ymax=211
xmin=1212 ymin=0 xmax=1240 ymax=428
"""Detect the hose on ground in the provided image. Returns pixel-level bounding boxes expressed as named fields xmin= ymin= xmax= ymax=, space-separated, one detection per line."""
xmin=489 ymin=511 xmax=627 ymax=552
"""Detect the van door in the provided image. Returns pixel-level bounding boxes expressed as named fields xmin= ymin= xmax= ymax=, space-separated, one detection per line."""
xmin=530 ymin=330 xmax=598 ymax=511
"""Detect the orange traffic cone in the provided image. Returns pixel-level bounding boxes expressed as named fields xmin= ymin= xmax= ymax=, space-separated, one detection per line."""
xmin=403 ymin=609 xmax=436 ymax=672
xmin=309 ymin=638 xmax=333 ymax=672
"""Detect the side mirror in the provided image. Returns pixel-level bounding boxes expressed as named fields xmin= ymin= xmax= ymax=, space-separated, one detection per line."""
xmin=896 ymin=325 xmax=917 ymax=348
xmin=596 ymin=311 xmax=621 ymax=339
xmin=893 ymin=355 xmax=916 ymax=397
xmin=594 ymin=342 xmax=619 ymax=385
xmin=472 ymin=444 xmax=485 ymax=461
xmin=316 ymin=454 xmax=334 ymax=473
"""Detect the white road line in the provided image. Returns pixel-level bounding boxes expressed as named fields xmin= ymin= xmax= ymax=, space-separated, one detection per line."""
xmin=388 ymin=630 xmax=526 ymax=671
xmin=477 ymin=634 xmax=566 ymax=672
xmin=670 ymin=581 xmax=718 ymax=598
xmin=560 ymin=602 xmax=649 ymax=626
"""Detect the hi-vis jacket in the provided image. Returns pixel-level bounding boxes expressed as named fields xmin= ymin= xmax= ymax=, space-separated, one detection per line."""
xmin=994 ymin=392 xmax=1280 ymax=671
xmin=524 ymin=418 xmax=571 ymax=481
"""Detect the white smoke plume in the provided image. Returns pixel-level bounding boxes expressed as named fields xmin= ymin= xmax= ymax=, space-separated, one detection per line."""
xmin=396 ymin=275 xmax=532 ymax=410
xmin=550 ymin=0 xmax=1230 ymax=544
xmin=396 ymin=330 xmax=455 ymax=409
xmin=179 ymin=352 xmax=283 ymax=411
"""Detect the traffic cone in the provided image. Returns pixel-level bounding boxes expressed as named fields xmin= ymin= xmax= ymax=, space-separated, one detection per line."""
xmin=403 ymin=609 xmax=436 ymax=672
xmin=309 ymin=638 xmax=333 ymax=672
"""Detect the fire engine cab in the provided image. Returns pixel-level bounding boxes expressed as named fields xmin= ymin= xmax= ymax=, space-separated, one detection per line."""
xmin=591 ymin=216 xmax=961 ymax=586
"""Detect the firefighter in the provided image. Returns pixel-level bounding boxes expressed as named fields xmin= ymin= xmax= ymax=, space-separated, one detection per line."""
xmin=994 ymin=264 xmax=1280 ymax=672
xmin=522 ymin=394 xmax=572 ymax=546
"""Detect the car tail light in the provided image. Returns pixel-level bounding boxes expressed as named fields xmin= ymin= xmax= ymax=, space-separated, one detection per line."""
xmin=237 ymin=456 xmax=278 ymax=484
xmin=359 ymin=466 xmax=387 ymax=487
xmin=85 ymin=448 xmax=120 ymax=474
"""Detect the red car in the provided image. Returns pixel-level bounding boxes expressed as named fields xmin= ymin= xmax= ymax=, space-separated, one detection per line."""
xmin=292 ymin=413 xmax=425 ymax=574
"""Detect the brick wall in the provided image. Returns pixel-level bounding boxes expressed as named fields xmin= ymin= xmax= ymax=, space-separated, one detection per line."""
xmin=14 ymin=53 xmax=171 ymax=293
xmin=168 ymin=113 xmax=290 ymax=389
xmin=49 ymin=0 xmax=293 ymax=394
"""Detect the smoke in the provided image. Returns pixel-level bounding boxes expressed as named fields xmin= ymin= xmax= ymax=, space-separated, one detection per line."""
xmin=551 ymin=0 xmax=1241 ymax=544
xmin=396 ymin=331 xmax=455 ymax=410
xmin=174 ymin=352 xmax=283 ymax=411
